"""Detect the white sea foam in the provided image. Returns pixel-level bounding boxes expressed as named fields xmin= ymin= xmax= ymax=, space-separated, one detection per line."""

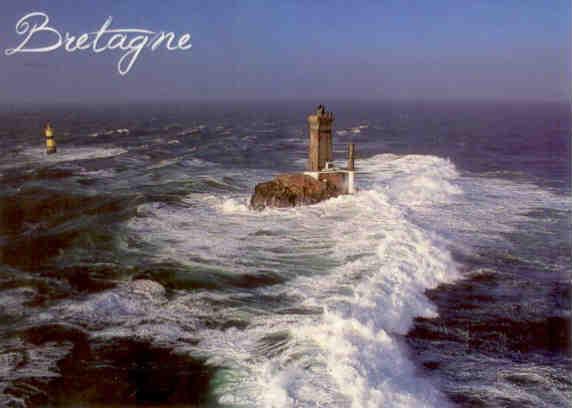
xmin=21 ymin=146 xmax=128 ymax=164
xmin=34 ymin=279 xmax=204 ymax=349
xmin=5 ymin=146 xmax=127 ymax=171
xmin=359 ymin=154 xmax=570 ymax=249
xmin=78 ymin=168 xmax=116 ymax=178
xmin=182 ymin=157 xmax=217 ymax=168
xmin=0 ymin=146 xmax=129 ymax=174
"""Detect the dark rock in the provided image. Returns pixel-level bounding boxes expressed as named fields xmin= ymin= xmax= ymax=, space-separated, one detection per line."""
xmin=250 ymin=173 xmax=341 ymax=210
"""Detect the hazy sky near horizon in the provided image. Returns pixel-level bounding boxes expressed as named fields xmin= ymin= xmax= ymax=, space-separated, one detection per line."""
xmin=0 ymin=0 xmax=570 ymax=103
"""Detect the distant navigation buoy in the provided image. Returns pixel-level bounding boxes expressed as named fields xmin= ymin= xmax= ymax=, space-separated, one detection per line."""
xmin=44 ymin=122 xmax=57 ymax=154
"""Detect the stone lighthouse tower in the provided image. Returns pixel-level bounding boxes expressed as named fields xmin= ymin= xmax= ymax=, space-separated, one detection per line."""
xmin=250 ymin=105 xmax=357 ymax=209
xmin=304 ymin=104 xmax=356 ymax=195
xmin=307 ymin=105 xmax=334 ymax=171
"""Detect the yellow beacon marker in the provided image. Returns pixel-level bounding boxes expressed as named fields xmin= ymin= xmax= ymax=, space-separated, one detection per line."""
xmin=44 ymin=122 xmax=57 ymax=154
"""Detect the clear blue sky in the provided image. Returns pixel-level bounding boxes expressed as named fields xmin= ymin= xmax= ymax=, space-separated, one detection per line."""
xmin=0 ymin=0 xmax=570 ymax=103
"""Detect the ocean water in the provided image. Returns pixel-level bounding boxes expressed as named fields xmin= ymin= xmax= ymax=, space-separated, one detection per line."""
xmin=0 ymin=101 xmax=569 ymax=407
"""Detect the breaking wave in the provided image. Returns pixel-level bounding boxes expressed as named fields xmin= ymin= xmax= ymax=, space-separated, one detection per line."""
xmin=11 ymin=153 xmax=568 ymax=407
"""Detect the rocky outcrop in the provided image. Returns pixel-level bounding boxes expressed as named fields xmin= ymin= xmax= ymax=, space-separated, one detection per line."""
xmin=250 ymin=173 xmax=341 ymax=210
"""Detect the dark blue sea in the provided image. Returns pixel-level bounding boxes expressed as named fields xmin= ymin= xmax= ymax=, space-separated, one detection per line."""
xmin=0 ymin=101 xmax=569 ymax=407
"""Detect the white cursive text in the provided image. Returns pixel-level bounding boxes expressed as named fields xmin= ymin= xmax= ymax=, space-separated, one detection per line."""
xmin=4 ymin=12 xmax=192 ymax=75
